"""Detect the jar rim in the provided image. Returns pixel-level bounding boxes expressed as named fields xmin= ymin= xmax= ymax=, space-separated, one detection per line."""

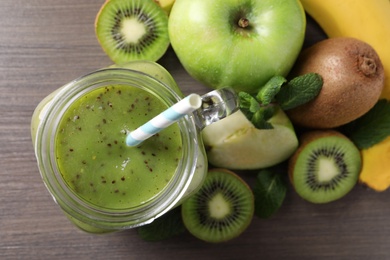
xmin=35 ymin=68 xmax=199 ymax=230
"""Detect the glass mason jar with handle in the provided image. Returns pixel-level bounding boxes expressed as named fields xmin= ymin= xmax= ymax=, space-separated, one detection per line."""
xmin=31 ymin=61 xmax=238 ymax=233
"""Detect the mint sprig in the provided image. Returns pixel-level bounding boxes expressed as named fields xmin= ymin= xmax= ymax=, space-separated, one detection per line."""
xmin=239 ymin=73 xmax=323 ymax=130
xmin=239 ymin=92 xmax=275 ymax=129
xmin=340 ymin=99 xmax=390 ymax=149
xmin=253 ymin=165 xmax=288 ymax=219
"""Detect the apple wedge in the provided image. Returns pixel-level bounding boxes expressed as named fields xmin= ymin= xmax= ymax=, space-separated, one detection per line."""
xmin=202 ymin=108 xmax=298 ymax=170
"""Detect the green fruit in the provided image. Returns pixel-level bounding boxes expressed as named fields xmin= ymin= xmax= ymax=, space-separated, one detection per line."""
xmin=181 ymin=169 xmax=254 ymax=243
xmin=288 ymin=130 xmax=361 ymax=204
xmin=168 ymin=0 xmax=306 ymax=94
xmin=110 ymin=60 xmax=183 ymax=96
xmin=202 ymin=108 xmax=298 ymax=170
xmin=95 ymin=0 xmax=170 ymax=64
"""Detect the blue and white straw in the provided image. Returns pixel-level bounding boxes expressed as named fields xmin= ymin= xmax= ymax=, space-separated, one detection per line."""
xmin=126 ymin=93 xmax=202 ymax=147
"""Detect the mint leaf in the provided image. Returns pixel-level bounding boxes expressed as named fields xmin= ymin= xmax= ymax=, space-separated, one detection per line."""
xmin=251 ymin=106 xmax=275 ymax=129
xmin=256 ymin=76 xmax=286 ymax=105
xmin=239 ymin=92 xmax=270 ymax=129
xmin=276 ymin=73 xmax=323 ymax=110
xmin=249 ymin=96 xmax=261 ymax=113
xmin=239 ymin=92 xmax=259 ymax=121
xmin=253 ymin=165 xmax=287 ymax=219
xmin=239 ymin=92 xmax=257 ymax=112
xmin=340 ymin=99 xmax=390 ymax=149
xmin=239 ymin=91 xmax=276 ymax=130
xmin=137 ymin=207 xmax=186 ymax=241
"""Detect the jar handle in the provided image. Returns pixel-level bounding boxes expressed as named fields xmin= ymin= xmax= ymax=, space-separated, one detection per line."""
xmin=193 ymin=88 xmax=240 ymax=130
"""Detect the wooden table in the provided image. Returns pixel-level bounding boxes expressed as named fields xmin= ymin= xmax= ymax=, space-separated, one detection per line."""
xmin=1 ymin=1 xmax=390 ymax=259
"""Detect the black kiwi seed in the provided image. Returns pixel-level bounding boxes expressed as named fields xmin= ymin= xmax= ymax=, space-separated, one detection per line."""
xmin=288 ymin=130 xmax=361 ymax=204
xmin=95 ymin=0 xmax=170 ymax=64
xmin=181 ymin=169 xmax=254 ymax=243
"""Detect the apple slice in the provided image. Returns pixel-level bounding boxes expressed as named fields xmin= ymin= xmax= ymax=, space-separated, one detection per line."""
xmin=202 ymin=108 xmax=298 ymax=170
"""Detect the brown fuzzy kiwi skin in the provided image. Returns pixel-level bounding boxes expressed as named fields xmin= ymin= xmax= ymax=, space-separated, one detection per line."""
xmin=287 ymin=37 xmax=385 ymax=129
xmin=288 ymin=130 xmax=354 ymax=186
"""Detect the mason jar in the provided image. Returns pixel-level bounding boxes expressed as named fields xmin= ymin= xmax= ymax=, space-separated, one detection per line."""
xmin=31 ymin=61 xmax=238 ymax=233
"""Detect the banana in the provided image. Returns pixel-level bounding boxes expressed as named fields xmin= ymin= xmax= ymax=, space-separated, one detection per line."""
xmin=300 ymin=0 xmax=390 ymax=191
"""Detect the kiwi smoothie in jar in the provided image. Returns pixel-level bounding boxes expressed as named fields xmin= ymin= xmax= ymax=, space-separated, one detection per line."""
xmin=31 ymin=63 xmax=208 ymax=233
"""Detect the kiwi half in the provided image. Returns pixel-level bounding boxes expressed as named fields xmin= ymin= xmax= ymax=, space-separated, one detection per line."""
xmin=288 ymin=130 xmax=361 ymax=204
xmin=95 ymin=0 xmax=170 ymax=64
xmin=181 ymin=169 xmax=254 ymax=243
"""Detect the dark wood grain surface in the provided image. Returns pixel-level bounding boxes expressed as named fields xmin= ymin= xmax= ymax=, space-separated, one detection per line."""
xmin=1 ymin=1 xmax=390 ymax=259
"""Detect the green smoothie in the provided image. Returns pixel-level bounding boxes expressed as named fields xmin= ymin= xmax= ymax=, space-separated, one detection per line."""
xmin=55 ymin=84 xmax=182 ymax=209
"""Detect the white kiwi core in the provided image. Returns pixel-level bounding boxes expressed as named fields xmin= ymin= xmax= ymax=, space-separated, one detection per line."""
xmin=317 ymin=157 xmax=339 ymax=182
xmin=121 ymin=18 xmax=146 ymax=43
xmin=209 ymin=193 xmax=230 ymax=219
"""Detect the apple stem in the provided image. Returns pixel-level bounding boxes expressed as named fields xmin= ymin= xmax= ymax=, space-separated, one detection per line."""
xmin=238 ymin=18 xmax=249 ymax=28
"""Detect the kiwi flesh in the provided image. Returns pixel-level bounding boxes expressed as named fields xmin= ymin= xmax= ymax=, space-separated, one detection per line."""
xmin=288 ymin=130 xmax=361 ymax=204
xmin=181 ymin=169 xmax=254 ymax=243
xmin=95 ymin=0 xmax=170 ymax=64
xmin=287 ymin=37 xmax=385 ymax=129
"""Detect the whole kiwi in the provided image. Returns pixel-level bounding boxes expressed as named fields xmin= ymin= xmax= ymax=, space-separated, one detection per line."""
xmin=286 ymin=37 xmax=385 ymax=129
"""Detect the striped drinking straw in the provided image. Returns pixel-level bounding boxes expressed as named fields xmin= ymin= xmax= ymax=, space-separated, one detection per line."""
xmin=126 ymin=93 xmax=202 ymax=147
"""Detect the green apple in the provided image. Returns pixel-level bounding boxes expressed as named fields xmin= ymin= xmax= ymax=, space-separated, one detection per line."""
xmin=202 ymin=108 xmax=298 ymax=170
xmin=168 ymin=0 xmax=306 ymax=94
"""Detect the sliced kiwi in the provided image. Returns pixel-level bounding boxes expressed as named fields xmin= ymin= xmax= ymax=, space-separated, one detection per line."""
xmin=288 ymin=130 xmax=361 ymax=204
xmin=181 ymin=169 xmax=254 ymax=243
xmin=95 ymin=0 xmax=170 ymax=64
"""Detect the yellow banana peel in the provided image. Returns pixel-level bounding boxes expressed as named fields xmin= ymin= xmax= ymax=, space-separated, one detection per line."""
xmin=300 ymin=0 xmax=390 ymax=191
xmin=360 ymin=137 xmax=390 ymax=191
